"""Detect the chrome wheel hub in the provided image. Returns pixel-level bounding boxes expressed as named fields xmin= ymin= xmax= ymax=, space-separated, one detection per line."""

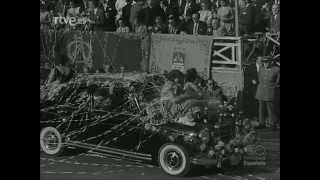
xmin=44 ymin=132 xmax=59 ymax=150
xmin=166 ymin=151 xmax=181 ymax=169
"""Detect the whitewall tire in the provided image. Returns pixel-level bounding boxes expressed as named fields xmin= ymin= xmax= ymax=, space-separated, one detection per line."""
xmin=158 ymin=143 xmax=191 ymax=176
xmin=40 ymin=127 xmax=64 ymax=156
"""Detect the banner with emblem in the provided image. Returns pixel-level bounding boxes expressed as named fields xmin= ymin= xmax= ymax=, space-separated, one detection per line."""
xmin=40 ymin=30 xmax=150 ymax=73
xmin=149 ymin=34 xmax=212 ymax=79
xmin=171 ymin=47 xmax=186 ymax=72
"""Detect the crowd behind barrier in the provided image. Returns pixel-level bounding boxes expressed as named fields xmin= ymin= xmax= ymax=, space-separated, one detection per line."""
xmin=40 ymin=0 xmax=280 ymax=37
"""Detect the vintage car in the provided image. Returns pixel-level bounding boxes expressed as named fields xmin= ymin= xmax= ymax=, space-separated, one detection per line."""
xmin=40 ymin=73 xmax=266 ymax=176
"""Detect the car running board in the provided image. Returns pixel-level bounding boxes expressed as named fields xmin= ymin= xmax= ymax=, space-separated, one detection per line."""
xmin=65 ymin=141 xmax=152 ymax=161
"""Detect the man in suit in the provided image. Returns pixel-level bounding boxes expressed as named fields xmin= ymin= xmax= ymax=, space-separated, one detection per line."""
xmin=270 ymin=3 xmax=280 ymax=34
xmin=129 ymin=0 xmax=145 ymax=30
xmin=179 ymin=0 xmax=199 ymax=21
xmin=121 ymin=0 xmax=133 ymax=29
xmin=99 ymin=0 xmax=117 ymax=31
xmin=160 ymin=0 xmax=176 ymax=20
xmin=87 ymin=0 xmax=106 ymax=31
xmin=79 ymin=0 xmax=88 ymax=10
xmin=159 ymin=0 xmax=179 ymax=18
xmin=177 ymin=0 xmax=185 ymax=16
xmin=239 ymin=0 xmax=254 ymax=35
xmin=183 ymin=12 xmax=207 ymax=35
xmin=166 ymin=0 xmax=179 ymax=9
xmin=167 ymin=15 xmax=180 ymax=34
xmin=141 ymin=0 xmax=166 ymax=27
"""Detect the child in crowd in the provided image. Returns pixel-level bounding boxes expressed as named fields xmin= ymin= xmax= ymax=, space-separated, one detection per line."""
xmin=116 ymin=18 xmax=130 ymax=33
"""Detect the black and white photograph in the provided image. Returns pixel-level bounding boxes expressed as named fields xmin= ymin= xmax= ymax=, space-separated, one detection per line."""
xmin=40 ymin=0 xmax=280 ymax=179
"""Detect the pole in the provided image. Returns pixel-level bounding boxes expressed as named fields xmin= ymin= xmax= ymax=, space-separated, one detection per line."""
xmin=235 ymin=0 xmax=239 ymax=37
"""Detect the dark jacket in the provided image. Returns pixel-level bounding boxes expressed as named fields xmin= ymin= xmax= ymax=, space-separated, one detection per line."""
xmin=129 ymin=2 xmax=145 ymax=28
xmin=163 ymin=0 xmax=180 ymax=17
xmin=141 ymin=6 xmax=166 ymax=26
xmin=167 ymin=24 xmax=180 ymax=34
xmin=239 ymin=5 xmax=254 ymax=34
xmin=166 ymin=0 xmax=180 ymax=9
xmin=122 ymin=3 xmax=133 ymax=27
xmin=179 ymin=1 xmax=199 ymax=17
xmin=88 ymin=7 xmax=106 ymax=31
xmin=161 ymin=5 xmax=177 ymax=20
xmin=100 ymin=0 xmax=117 ymax=31
xmin=239 ymin=5 xmax=254 ymax=26
xmin=183 ymin=21 xmax=207 ymax=35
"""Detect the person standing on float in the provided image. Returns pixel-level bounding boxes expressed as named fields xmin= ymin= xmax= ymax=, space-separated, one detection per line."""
xmin=254 ymin=56 xmax=280 ymax=130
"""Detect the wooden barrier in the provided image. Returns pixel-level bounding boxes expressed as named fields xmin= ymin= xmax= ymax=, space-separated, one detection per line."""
xmin=210 ymin=37 xmax=244 ymax=98
xmin=211 ymin=36 xmax=242 ymax=69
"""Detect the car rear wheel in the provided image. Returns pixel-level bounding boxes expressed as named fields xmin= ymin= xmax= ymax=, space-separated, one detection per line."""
xmin=158 ymin=143 xmax=191 ymax=176
xmin=40 ymin=127 xmax=64 ymax=156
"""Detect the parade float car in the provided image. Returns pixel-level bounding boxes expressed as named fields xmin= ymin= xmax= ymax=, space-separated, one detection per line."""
xmin=40 ymin=73 xmax=266 ymax=176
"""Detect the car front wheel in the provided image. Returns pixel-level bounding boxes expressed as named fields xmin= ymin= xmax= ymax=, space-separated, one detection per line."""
xmin=40 ymin=127 xmax=64 ymax=156
xmin=158 ymin=143 xmax=191 ymax=176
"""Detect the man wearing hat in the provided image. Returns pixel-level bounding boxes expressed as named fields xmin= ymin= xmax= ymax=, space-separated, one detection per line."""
xmin=255 ymin=56 xmax=280 ymax=130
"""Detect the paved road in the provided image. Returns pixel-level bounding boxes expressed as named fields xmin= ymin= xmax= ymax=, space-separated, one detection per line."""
xmin=40 ymin=130 xmax=280 ymax=180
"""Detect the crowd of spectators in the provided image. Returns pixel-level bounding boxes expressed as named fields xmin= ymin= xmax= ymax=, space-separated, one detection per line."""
xmin=40 ymin=0 xmax=280 ymax=36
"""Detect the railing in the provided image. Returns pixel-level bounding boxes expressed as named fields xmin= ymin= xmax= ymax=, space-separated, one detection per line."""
xmin=209 ymin=36 xmax=244 ymax=98
xmin=241 ymin=33 xmax=280 ymax=65
xmin=211 ymin=36 xmax=242 ymax=70
xmin=266 ymin=33 xmax=280 ymax=46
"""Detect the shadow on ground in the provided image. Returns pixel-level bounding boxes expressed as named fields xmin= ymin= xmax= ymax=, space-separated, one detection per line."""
xmin=40 ymin=147 xmax=88 ymax=157
xmin=186 ymin=164 xmax=276 ymax=177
